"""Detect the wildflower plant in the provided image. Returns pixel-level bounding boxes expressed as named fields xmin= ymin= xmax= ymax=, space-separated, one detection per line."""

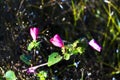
xmin=62 ymin=38 xmax=88 ymax=60
xmin=27 ymin=27 xmax=40 ymax=51
xmin=49 ymin=34 xmax=87 ymax=61
xmin=23 ymin=34 xmax=88 ymax=75
xmin=20 ymin=29 xmax=102 ymax=80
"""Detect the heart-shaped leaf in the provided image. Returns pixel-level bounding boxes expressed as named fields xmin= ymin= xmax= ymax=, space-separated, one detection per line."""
xmin=48 ymin=52 xmax=62 ymax=67
xmin=4 ymin=70 xmax=17 ymax=80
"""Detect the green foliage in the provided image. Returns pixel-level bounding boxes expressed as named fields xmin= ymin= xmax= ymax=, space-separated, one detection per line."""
xmin=48 ymin=52 xmax=62 ymax=67
xmin=27 ymin=41 xmax=40 ymax=51
xmin=4 ymin=70 xmax=17 ymax=80
xmin=20 ymin=54 xmax=31 ymax=65
xmin=62 ymin=39 xmax=87 ymax=60
xmin=100 ymin=1 xmax=120 ymax=75
xmin=37 ymin=70 xmax=47 ymax=80
xmin=63 ymin=53 xmax=71 ymax=60
xmin=76 ymin=47 xmax=85 ymax=54
xmin=71 ymin=0 xmax=85 ymax=26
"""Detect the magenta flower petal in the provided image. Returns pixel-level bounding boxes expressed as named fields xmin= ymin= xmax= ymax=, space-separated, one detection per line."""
xmin=88 ymin=39 xmax=102 ymax=52
xmin=30 ymin=27 xmax=39 ymax=40
xmin=50 ymin=34 xmax=64 ymax=48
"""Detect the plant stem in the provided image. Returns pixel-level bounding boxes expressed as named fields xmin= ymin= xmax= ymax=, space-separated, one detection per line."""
xmin=80 ymin=68 xmax=84 ymax=80
xmin=34 ymin=62 xmax=48 ymax=69
xmin=22 ymin=63 xmax=48 ymax=72
xmin=34 ymin=49 xmax=36 ymax=57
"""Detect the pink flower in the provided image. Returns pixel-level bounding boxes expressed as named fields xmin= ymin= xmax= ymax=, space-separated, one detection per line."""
xmin=30 ymin=27 xmax=39 ymax=40
xmin=88 ymin=39 xmax=102 ymax=52
xmin=25 ymin=63 xmax=47 ymax=74
xmin=26 ymin=66 xmax=37 ymax=74
xmin=50 ymin=34 xmax=64 ymax=48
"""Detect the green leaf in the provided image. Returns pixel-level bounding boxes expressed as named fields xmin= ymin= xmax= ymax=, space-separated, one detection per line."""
xmin=77 ymin=47 xmax=85 ymax=54
xmin=71 ymin=49 xmax=79 ymax=54
xmin=27 ymin=41 xmax=35 ymax=51
xmin=63 ymin=53 xmax=71 ymax=60
xmin=48 ymin=52 xmax=62 ymax=67
xmin=4 ymin=70 xmax=17 ymax=80
xmin=72 ymin=40 xmax=79 ymax=48
xmin=20 ymin=54 xmax=31 ymax=65
xmin=27 ymin=41 xmax=40 ymax=51
xmin=34 ymin=41 xmax=40 ymax=49
xmin=37 ymin=71 xmax=47 ymax=80
xmin=35 ymin=41 xmax=40 ymax=47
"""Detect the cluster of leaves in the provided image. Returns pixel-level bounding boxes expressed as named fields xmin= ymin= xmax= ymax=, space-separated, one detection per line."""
xmin=27 ymin=41 xmax=40 ymax=51
xmin=48 ymin=38 xmax=87 ymax=66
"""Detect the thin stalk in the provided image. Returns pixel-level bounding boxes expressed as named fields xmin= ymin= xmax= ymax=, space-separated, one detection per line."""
xmin=32 ymin=62 xmax=48 ymax=69
xmin=22 ymin=62 xmax=48 ymax=72
xmin=110 ymin=3 xmax=120 ymax=14
xmin=110 ymin=32 xmax=120 ymax=45
xmin=71 ymin=0 xmax=77 ymax=26
xmin=80 ymin=68 xmax=84 ymax=80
